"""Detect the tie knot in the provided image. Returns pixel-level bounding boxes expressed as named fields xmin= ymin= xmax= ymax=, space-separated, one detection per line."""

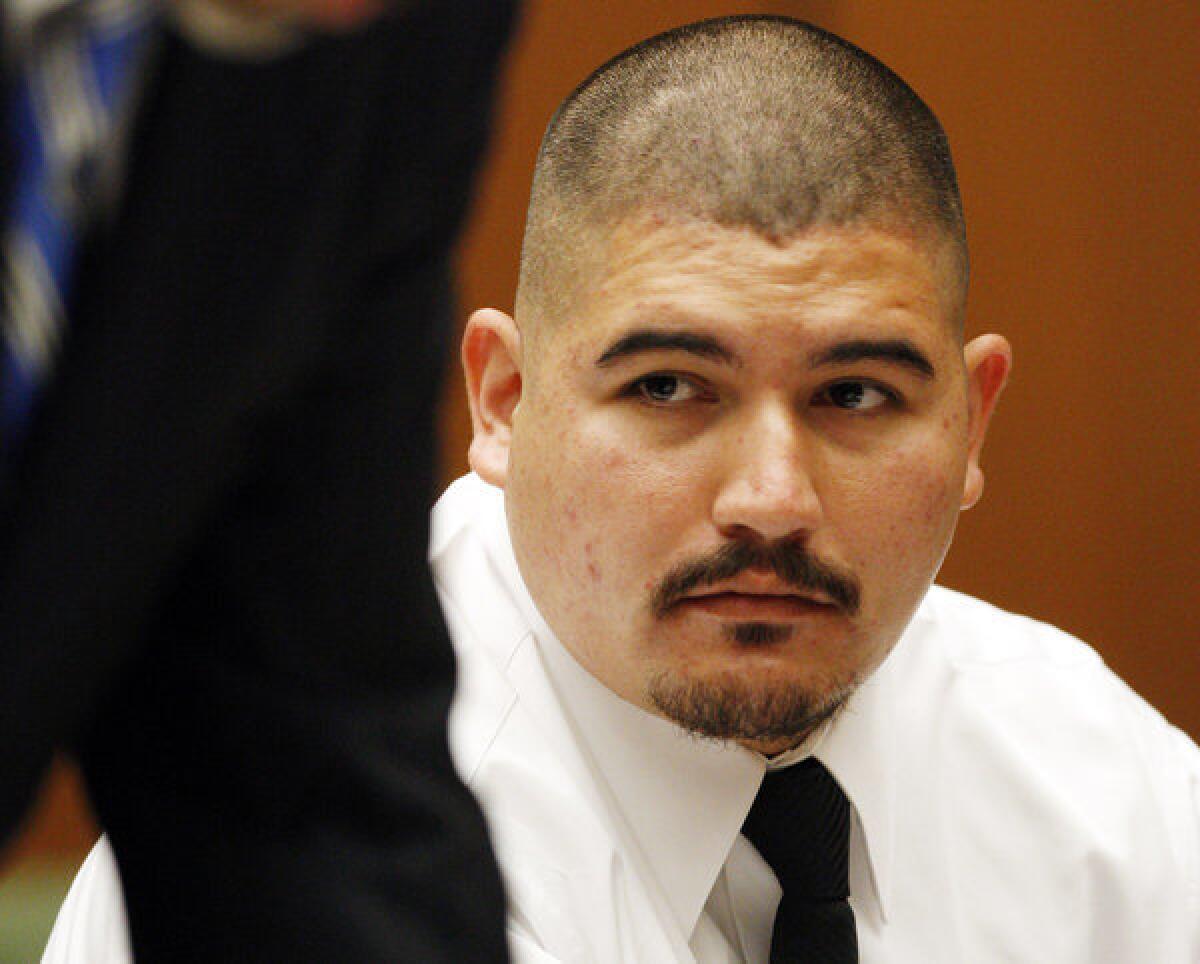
xmin=742 ymin=757 xmax=851 ymax=900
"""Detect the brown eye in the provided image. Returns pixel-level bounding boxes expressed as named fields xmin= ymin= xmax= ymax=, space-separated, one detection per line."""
xmin=634 ymin=374 xmax=698 ymax=404
xmin=821 ymin=381 xmax=893 ymax=411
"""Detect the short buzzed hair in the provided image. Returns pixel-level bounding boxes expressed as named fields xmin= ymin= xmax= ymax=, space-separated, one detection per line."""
xmin=516 ymin=16 xmax=967 ymax=329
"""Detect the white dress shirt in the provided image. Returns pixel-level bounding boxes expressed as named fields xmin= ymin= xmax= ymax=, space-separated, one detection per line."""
xmin=43 ymin=474 xmax=1200 ymax=962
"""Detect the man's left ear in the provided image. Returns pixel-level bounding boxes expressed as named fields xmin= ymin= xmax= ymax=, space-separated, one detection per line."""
xmin=961 ymin=334 xmax=1013 ymax=510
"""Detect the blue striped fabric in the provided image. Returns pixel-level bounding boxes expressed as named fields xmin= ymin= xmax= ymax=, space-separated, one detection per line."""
xmin=1 ymin=0 xmax=150 ymax=453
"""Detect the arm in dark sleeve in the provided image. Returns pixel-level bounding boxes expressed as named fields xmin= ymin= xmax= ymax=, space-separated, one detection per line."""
xmin=0 ymin=1 xmax=518 ymax=958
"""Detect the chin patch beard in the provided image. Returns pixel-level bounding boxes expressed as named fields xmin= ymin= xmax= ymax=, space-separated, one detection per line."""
xmin=645 ymin=663 xmax=858 ymax=749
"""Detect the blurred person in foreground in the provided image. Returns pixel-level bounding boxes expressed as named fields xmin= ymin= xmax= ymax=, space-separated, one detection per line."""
xmin=46 ymin=15 xmax=1200 ymax=964
xmin=1 ymin=0 xmax=515 ymax=959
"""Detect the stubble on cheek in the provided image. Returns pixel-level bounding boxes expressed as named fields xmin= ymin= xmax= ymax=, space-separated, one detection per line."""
xmin=854 ymin=443 xmax=964 ymax=631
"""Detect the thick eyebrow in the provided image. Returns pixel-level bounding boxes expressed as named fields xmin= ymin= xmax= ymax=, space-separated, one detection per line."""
xmin=594 ymin=330 xmax=739 ymax=368
xmin=810 ymin=339 xmax=936 ymax=379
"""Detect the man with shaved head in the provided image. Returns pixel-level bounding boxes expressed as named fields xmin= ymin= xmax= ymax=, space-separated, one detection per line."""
xmin=47 ymin=16 xmax=1199 ymax=963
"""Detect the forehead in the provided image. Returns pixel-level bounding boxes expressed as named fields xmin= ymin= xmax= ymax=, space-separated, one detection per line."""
xmin=544 ymin=216 xmax=959 ymax=356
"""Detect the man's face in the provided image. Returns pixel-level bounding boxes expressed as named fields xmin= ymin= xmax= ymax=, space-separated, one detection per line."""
xmin=465 ymin=217 xmax=1009 ymax=753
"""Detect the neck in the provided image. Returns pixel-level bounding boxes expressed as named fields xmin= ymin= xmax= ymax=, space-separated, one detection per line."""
xmin=738 ymin=729 xmax=816 ymax=758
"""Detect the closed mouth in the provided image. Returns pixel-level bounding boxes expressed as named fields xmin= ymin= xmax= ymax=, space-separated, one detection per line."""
xmin=676 ymin=590 xmax=837 ymax=620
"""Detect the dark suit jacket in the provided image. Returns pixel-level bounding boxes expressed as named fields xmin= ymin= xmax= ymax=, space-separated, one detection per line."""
xmin=0 ymin=2 xmax=515 ymax=958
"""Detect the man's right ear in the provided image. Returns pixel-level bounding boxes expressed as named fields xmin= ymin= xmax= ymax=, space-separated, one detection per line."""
xmin=462 ymin=308 xmax=523 ymax=487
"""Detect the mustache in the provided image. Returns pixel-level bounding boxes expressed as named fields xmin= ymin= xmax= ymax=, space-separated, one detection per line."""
xmin=651 ymin=540 xmax=861 ymax=618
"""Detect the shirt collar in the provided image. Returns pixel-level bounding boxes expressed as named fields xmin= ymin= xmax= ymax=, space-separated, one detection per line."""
xmin=814 ymin=640 xmax=902 ymax=922
xmin=535 ymin=619 xmax=766 ymax=940
xmin=454 ymin=472 xmax=902 ymax=933
xmin=547 ymin=640 xmax=904 ymax=934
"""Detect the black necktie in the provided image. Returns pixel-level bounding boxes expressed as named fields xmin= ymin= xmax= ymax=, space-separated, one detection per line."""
xmin=741 ymin=757 xmax=858 ymax=963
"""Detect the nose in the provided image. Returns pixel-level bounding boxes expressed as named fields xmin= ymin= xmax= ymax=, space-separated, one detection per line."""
xmin=711 ymin=404 xmax=823 ymax=543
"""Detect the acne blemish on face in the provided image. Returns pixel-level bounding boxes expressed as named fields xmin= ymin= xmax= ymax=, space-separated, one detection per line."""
xmin=604 ymin=450 xmax=626 ymax=471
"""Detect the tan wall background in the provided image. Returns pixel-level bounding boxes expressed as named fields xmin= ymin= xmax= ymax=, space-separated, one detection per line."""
xmin=6 ymin=0 xmax=1197 ymax=918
